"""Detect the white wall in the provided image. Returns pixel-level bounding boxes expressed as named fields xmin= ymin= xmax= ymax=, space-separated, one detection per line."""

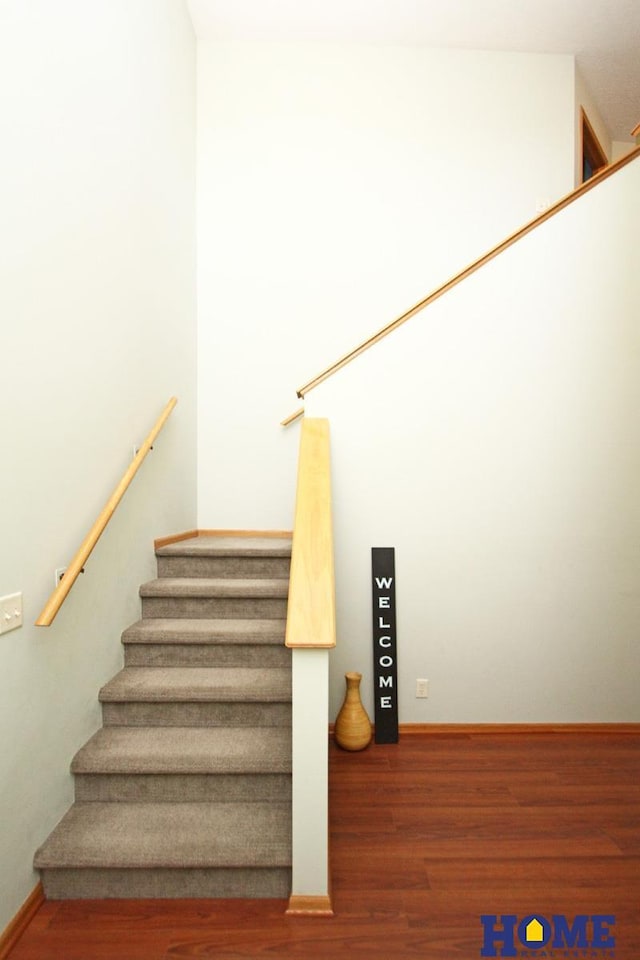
xmin=612 ymin=140 xmax=637 ymax=162
xmin=0 ymin=0 xmax=196 ymax=931
xmin=306 ymin=156 xmax=640 ymax=724
xmin=197 ymin=42 xmax=575 ymax=529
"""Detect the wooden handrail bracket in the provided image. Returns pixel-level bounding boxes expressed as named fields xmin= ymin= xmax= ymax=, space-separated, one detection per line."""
xmin=296 ymin=144 xmax=640 ymax=398
xmin=36 ymin=397 xmax=178 ymax=627
xmin=286 ymin=418 xmax=336 ymax=649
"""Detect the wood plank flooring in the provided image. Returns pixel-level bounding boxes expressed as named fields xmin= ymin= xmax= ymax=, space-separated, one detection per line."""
xmin=8 ymin=732 xmax=640 ymax=959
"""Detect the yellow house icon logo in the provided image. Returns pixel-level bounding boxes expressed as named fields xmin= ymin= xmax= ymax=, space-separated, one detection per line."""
xmin=525 ymin=918 xmax=545 ymax=942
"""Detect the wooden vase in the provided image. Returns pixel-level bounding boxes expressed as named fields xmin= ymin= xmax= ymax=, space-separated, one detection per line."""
xmin=335 ymin=672 xmax=372 ymax=751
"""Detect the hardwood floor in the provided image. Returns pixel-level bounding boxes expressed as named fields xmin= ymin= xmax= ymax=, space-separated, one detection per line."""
xmin=8 ymin=732 xmax=640 ymax=959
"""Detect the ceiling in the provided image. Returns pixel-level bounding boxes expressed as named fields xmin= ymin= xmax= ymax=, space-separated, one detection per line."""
xmin=187 ymin=0 xmax=640 ymax=142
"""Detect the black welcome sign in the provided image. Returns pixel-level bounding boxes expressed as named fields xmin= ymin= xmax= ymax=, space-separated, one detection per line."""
xmin=372 ymin=547 xmax=398 ymax=744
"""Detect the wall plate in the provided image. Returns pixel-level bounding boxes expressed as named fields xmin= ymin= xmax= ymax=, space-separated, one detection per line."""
xmin=0 ymin=593 xmax=23 ymax=634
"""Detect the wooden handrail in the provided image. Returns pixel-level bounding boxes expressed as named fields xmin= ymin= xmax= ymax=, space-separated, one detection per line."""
xmin=296 ymin=144 xmax=640 ymax=398
xmin=285 ymin=418 xmax=336 ymax=649
xmin=280 ymin=407 xmax=305 ymax=427
xmin=36 ymin=397 xmax=178 ymax=627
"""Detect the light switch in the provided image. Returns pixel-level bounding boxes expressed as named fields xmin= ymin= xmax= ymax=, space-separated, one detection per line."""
xmin=0 ymin=593 xmax=23 ymax=634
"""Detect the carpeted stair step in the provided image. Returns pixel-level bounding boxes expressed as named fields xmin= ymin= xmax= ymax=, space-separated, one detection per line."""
xmin=100 ymin=666 xmax=292 ymax=727
xmin=34 ymin=530 xmax=295 ymax=903
xmin=34 ymin=801 xmax=291 ymax=899
xmin=72 ymin=726 xmax=291 ymax=802
xmin=122 ymin=618 xmax=290 ymax=667
xmin=140 ymin=578 xmax=289 ymax=620
xmin=156 ymin=536 xmax=291 ymax=580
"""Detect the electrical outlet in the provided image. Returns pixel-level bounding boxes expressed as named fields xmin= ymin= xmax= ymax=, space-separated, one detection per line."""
xmin=0 ymin=593 xmax=23 ymax=634
xmin=416 ymin=678 xmax=429 ymax=698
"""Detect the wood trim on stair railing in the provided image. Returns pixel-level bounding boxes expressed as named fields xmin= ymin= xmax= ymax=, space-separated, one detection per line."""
xmin=36 ymin=397 xmax=178 ymax=627
xmin=285 ymin=418 xmax=336 ymax=649
xmin=295 ymin=144 xmax=640 ymax=399
xmin=632 ymin=122 xmax=640 ymax=138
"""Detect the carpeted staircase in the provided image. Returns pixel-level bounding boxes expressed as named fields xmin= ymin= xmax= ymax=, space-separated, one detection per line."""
xmin=34 ymin=535 xmax=293 ymax=899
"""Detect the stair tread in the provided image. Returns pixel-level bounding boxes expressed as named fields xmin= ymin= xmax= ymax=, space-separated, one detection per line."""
xmin=72 ymin=726 xmax=291 ymax=774
xmin=100 ymin=667 xmax=291 ymax=702
xmin=156 ymin=536 xmax=292 ymax=558
xmin=122 ymin=618 xmax=287 ymax=645
xmin=34 ymin=801 xmax=291 ymax=869
xmin=140 ymin=578 xmax=289 ymax=598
